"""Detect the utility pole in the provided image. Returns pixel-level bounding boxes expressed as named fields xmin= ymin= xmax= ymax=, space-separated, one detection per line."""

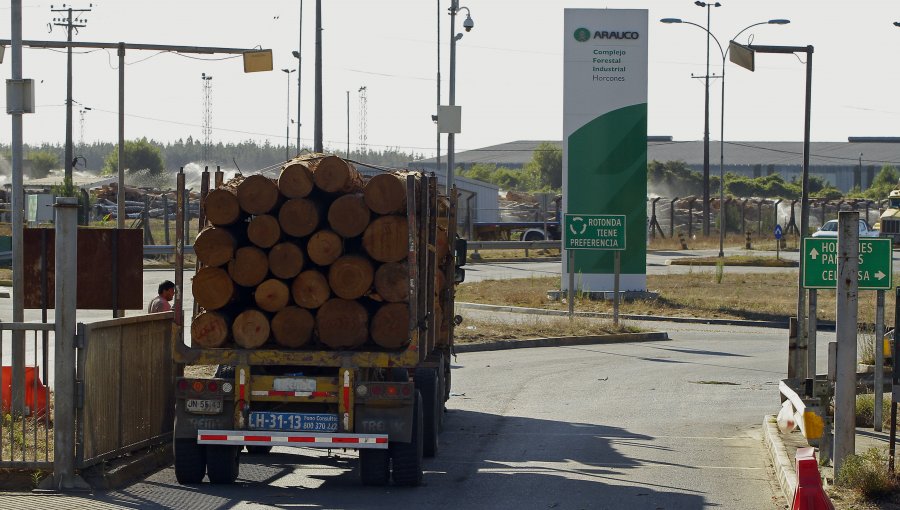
xmin=201 ymin=73 xmax=212 ymax=162
xmin=358 ymin=86 xmax=367 ymax=154
xmin=293 ymin=0 xmax=303 ymax=155
xmin=696 ymin=1 xmax=720 ymax=237
xmin=51 ymin=3 xmax=91 ymax=183
xmin=346 ymin=90 xmax=350 ymax=159
xmin=436 ymin=0 xmax=441 ymax=177
xmin=314 ymin=0 xmax=323 ymax=153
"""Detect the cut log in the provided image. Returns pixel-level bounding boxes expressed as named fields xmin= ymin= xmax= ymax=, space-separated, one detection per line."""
xmin=232 ymin=309 xmax=271 ymax=349
xmin=316 ymin=298 xmax=368 ymax=349
xmin=373 ymin=262 xmax=409 ymax=303
xmin=247 ymin=214 xmax=281 ymax=249
xmin=193 ymin=226 xmax=237 ymax=267
xmin=291 ymin=269 xmax=331 ymax=309
xmin=268 ymin=242 xmax=305 ymax=279
xmin=279 ymin=198 xmax=321 ymax=238
xmin=255 ymin=278 xmax=291 ymax=313
xmin=371 ymin=303 xmax=410 ymax=349
xmin=327 ymin=193 xmax=370 ymax=238
xmin=328 ymin=255 xmax=374 ymax=300
xmin=278 ymin=159 xmax=315 ymax=198
xmin=271 ymin=306 xmax=315 ymax=348
xmin=205 ymin=176 xmax=244 ymax=226
xmin=191 ymin=310 xmax=231 ymax=348
xmin=192 ymin=266 xmax=237 ymax=311
xmin=364 ymin=173 xmax=408 ymax=215
xmin=228 ymin=246 xmax=269 ymax=287
xmin=306 ymin=230 xmax=343 ymax=266
xmin=237 ymin=174 xmax=280 ymax=215
xmin=303 ymin=154 xmax=364 ymax=194
xmin=363 ymin=215 xmax=409 ymax=263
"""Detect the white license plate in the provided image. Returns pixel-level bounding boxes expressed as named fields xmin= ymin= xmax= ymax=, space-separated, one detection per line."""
xmin=273 ymin=377 xmax=317 ymax=393
xmin=186 ymin=399 xmax=222 ymax=414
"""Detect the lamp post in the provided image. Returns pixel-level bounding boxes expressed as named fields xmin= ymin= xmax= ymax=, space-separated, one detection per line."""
xmin=281 ymin=68 xmax=296 ymax=161
xmin=858 ymin=152 xmax=863 ymax=191
xmin=695 ymin=1 xmax=720 ymax=238
xmin=660 ymin=17 xmax=789 ymax=257
xmin=447 ymin=0 xmax=474 ymax=195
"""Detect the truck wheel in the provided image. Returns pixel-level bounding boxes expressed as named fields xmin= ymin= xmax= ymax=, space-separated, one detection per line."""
xmin=415 ymin=367 xmax=440 ymax=457
xmin=390 ymin=391 xmax=423 ymax=486
xmin=246 ymin=445 xmax=272 ymax=455
xmin=206 ymin=445 xmax=240 ymax=484
xmin=174 ymin=438 xmax=206 ymax=484
xmin=359 ymin=448 xmax=390 ymax=486
xmin=523 ymin=230 xmax=545 ymax=241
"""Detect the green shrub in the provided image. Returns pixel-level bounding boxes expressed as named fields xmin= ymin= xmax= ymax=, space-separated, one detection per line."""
xmin=837 ymin=447 xmax=897 ymax=499
xmin=855 ymin=394 xmax=890 ymax=428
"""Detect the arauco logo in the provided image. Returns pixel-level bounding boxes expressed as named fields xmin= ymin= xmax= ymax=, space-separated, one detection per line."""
xmin=574 ymin=28 xmax=591 ymax=42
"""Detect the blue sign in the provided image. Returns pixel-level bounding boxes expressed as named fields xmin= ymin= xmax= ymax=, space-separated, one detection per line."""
xmin=774 ymin=224 xmax=783 ymax=240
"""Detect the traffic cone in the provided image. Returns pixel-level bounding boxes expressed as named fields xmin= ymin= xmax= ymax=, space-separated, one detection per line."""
xmin=791 ymin=447 xmax=834 ymax=510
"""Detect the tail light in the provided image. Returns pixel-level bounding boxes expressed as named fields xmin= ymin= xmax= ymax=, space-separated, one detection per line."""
xmin=191 ymin=380 xmax=205 ymax=393
xmin=207 ymin=381 xmax=219 ymax=392
xmin=177 ymin=379 xmax=188 ymax=391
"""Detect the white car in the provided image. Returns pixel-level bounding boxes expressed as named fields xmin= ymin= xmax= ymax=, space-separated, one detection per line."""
xmin=811 ymin=219 xmax=880 ymax=238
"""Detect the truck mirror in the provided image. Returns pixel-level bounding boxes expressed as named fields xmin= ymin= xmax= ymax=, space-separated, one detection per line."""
xmin=455 ymin=237 xmax=467 ymax=267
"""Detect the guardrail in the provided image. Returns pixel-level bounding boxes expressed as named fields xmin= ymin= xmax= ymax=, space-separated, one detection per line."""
xmin=468 ymin=240 xmax=560 ymax=251
xmin=778 ymin=379 xmax=828 ymax=450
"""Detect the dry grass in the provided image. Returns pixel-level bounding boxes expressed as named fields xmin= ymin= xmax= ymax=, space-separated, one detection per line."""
xmin=457 ymin=273 xmax=897 ymax=324
xmin=455 ymin=316 xmax=638 ymax=343
xmin=0 ymin=412 xmax=53 ymax=463
xmin=470 ymin=249 xmax=561 ymax=261
xmin=669 ymin=255 xmax=797 ymax=267
xmin=648 ymin=232 xmax=801 ymax=252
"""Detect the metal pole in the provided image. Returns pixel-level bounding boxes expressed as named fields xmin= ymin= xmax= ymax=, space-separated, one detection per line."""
xmin=314 ymin=0 xmax=323 ymax=153
xmin=808 ymin=288 xmax=817 ymax=391
xmin=447 ymin=0 xmax=457 ymax=195
xmin=702 ymin=4 xmax=711 ymax=237
xmin=436 ymin=0 xmax=441 ymax=180
xmin=176 ymin=169 xmax=185 ymax=345
xmin=834 ymin=210 xmax=859 ymax=476
xmin=876 ymin=289 xmax=885 ymax=432
xmin=797 ymin=47 xmax=814 ymax=388
xmin=346 ymin=90 xmax=350 ymax=158
xmin=567 ymin=249 xmax=575 ymax=319
xmin=613 ymin=251 xmax=620 ymax=327
xmin=891 ymin=286 xmax=900 ymax=474
xmin=297 ymin=0 xmax=303 ymax=154
xmin=51 ymin=197 xmax=80 ymax=489
xmin=285 ymin=68 xmax=291 ymax=161
xmin=10 ymin=0 xmax=25 ymax=417
xmin=64 ymin=8 xmax=73 ymax=184
xmin=718 ymin=53 xmax=725 ymax=258
xmin=117 ymin=43 xmax=125 ymax=229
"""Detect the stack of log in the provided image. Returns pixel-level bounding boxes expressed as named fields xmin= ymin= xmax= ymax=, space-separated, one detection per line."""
xmin=191 ymin=153 xmax=450 ymax=351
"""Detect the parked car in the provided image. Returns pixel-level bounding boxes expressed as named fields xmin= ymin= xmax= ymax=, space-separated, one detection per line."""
xmin=811 ymin=219 xmax=880 ymax=238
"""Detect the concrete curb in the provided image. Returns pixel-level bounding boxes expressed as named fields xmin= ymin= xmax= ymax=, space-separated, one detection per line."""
xmin=667 ymin=259 xmax=798 ymax=268
xmin=81 ymin=444 xmax=172 ymax=490
xmin=457 ymin=301 xmax=800 ymax=330
xmin=455 ymin=332 xmax=669 ymax=353
xmin=763 ymin=415 xmax=797 ymax=503
xmin=468 ymin=257 xmax=561 ymax=264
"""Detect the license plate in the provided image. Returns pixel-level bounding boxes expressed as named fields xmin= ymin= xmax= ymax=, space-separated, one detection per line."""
xmin=186 ymin=399 xmax=222 ymax=414
xmin=249 ymin=412 xmax=338 ymax=432
xmin=273 ymin=377 xmax=317 ymax=393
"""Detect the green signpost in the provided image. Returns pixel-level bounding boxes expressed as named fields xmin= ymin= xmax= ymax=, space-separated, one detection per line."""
xmin=564 ymin=214 xmax=626 ymax=251
xmin=801 ymin=237 xmax=893 ymax=290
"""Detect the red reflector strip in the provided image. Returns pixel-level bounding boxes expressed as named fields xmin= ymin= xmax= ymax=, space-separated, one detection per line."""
xmin=244 ymin=436 xmax=271 ymax=442
xmin=199 ymin=434 xmax=228 ymax=441
xmin=375 ymin=437 xmax=388 ymax=444
xmin=286 ymin=436 xmax=316 ymax=443
xmin=197 ymin=430 xmax=388 ymax=448
xmin=332 ymin=437 xmax=358 ymax=443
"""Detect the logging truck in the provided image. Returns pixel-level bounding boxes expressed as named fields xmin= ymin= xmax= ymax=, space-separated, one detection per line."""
xmin=877 ymin=187 xmax=900 ymax=245
xmin=172 ymin=155 xmax=464 ymax=486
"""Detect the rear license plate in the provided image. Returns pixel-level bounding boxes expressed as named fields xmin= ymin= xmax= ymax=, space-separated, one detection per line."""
xmin=186 ymin=399 xmax=222 ymax=414
xmin=273 ymin=377 xmax=317 ymax=393
xmin=249 ymin=412 xmax=338 ymax=432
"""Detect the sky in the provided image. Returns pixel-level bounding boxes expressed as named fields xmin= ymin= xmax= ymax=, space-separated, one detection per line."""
xmin=1 ymin=0 xmax=900 ymax=166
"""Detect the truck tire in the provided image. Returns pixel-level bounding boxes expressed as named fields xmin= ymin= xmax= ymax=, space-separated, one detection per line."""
xmin=246 ymin=445 xmax=272 ymax=455
xmin=359 ymin=448 xmax=390 ymax=486
xmin=415 ymin=367 xmax=440 ymax=457
xmin=174 ymin=438 xmax=206 ymax=484
xmin=523 ymin=230 xmax=545 ymax=241
xmin=390 ymin=391 xmax=423 ymax=486
xmin=206 ymin=445 xmax=240 ymax=484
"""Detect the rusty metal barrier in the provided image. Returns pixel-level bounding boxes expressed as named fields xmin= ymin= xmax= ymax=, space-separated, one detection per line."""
xmin=76 ymin=312 xmax=176 ymax=468
xmin=0 ymin=321 xmax=54 ymax=470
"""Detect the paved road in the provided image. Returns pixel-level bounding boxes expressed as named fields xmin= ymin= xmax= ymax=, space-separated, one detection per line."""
xmin=2 ymin=319 xmax=803 ymax=509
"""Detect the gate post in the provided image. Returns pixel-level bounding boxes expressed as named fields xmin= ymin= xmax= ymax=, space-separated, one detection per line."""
xmin=43 ymin=197 xmax=89 ymax=490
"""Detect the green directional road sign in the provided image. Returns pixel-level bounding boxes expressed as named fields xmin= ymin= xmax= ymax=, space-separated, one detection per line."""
xmin=801 ymin=237 xmax=893 ymax=290
xmin=564 ymin=214 xmax=626 ymax=251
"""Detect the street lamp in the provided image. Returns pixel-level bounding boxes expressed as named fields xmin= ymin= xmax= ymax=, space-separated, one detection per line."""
xmin=660 ymin=17 xmax=790 ymax=257
xmin=447 ymin=0 xmax=474 ymax=195
xmin=695 ymin=1 xmax=721 ymax=238
xmin=281 ymin=68 xmax=296 ymax=162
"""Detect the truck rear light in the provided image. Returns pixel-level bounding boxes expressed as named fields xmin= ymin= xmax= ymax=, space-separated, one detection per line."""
xmin=386 ymin=385 xmax=398 ymax=397
xmin=371 ymin=385 xmax=383 ymax=396
xmin=356 ymin=384 xmax=368 ymax=397
xmin=207 ymin=381 xmax=219 ymax=392
xmin=177 ymin=379 xmax=188 ymax=391
xmin=401 ymin=385 xmax=411 ymax=397
xmin=221 ymin=382 xmax=233 ymax=394
xmin=192 ymin=380 xmax=205 ymax=393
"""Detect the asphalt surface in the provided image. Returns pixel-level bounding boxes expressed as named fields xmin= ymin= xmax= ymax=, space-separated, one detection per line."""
xmin=0 ymin=317 xmax=820 ymax=509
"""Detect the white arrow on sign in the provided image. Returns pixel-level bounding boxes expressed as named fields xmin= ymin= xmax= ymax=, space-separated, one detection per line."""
xmin=876 ymin=271 xmax=886 ymax=280
xmin=809 ymin=247 xmax=819 ymax=260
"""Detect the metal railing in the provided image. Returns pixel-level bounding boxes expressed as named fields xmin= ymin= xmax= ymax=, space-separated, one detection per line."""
xmin=467 ymin=240 xmax=560 ymax=251
xmin=0 ymin=322 xmax=55 ymax=470
xmin=76 ymin=312 xmax=176 ymax=468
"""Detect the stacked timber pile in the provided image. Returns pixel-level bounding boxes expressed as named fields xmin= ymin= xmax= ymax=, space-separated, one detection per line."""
xmin=191 ymin=153 xmax=450 ymax=351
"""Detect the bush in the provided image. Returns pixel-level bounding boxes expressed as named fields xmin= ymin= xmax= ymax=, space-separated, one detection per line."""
xmin=855 ymin=394 xmax=890 ymax=429
xmin=837 ymin=447 xmax=897 ymax=499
